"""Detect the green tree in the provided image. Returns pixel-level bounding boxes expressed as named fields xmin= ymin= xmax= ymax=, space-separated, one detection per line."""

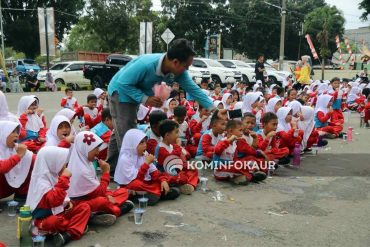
xmin=359 ymin=0 xmax=370 ymax=21
xmin=2 ymin=0 xmax=84 ymax=58
xmin=304 ymin=6 xmax=345 ymax=61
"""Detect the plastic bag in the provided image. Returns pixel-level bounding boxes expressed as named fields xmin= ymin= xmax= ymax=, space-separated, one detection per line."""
xmin=153 ymin=82 xmax=171 ymax=102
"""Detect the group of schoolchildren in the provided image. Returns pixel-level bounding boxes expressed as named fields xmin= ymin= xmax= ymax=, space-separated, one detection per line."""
xmin=0 ymin=74 xmax=369 ymax=246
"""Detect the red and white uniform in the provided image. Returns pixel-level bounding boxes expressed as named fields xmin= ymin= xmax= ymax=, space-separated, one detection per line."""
xmin=60 ymin=97 xmax=79 ymax=111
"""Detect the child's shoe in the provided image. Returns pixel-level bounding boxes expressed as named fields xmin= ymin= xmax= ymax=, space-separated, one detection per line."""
xmin=89 ymin=213 xmax=117 ymax=226
xmin=179 ymin=184 xmax=194 ymax=195
xmin=251 ymin=171 xmax=267 ymax=183
xmin=53 ymin=232 xmax=72 ymax=247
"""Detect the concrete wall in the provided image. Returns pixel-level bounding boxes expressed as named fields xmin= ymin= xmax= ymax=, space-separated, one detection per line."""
xmin=312 ymin=70 xmax=361 ymax=80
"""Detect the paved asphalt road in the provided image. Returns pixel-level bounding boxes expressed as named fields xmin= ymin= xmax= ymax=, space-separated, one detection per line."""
xmin=1 ymin=91 xmax=370 ymax=247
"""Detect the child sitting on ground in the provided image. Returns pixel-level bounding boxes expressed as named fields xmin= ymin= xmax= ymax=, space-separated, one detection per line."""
xmin=60 ymin=88 xmax=79 ymax=111
xmin=91 ymin=108 xmax=113 ymax=160
xmin=114 ymin=129 xmax=180 ymax=206
xmin=155 ymin=120 xmax=198 ymax=195
xmin=75 ymin=94 xmax=102 ymax=129
xmin=213 ymin=120 xmax=267 ymax=185
xmin=0 ymin=121 xmax=35 ymax=202
xmin=257 ymin=112 xmax=290 ymax=164
xmin=45 ymin=115 xmax=74 ymax=148
xmin=196 ymin=111 xmax=226 ymax=161
xmin=26 ymin=147 xmax=90 ymax=247
xmin=18 ymin=96 xmax=48 ymax=153
xmin=146 ymin=110 xmax=168 ymax=155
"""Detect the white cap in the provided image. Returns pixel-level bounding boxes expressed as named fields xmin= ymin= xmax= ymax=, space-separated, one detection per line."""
xmin=29 ymin=69 xmax=34 ymax=72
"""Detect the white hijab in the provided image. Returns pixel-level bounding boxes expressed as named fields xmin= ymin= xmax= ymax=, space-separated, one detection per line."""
xmin=308 ymin=81 xmax=319 ymax=94
xmin=298 ymin=106 xmax=315 ymax=149
xmin=67 ymin=131 xmax=103 ymax=197
xmin=114 ymin=129 xmax=157 ymax=185
xmin=213 ymin=100 xmax=225 ymax=109
xmin=0 ymin=91 xmax=19 ymax=123
xmin=165 ymin=98 xmax=177 ymax=118
xmin=242 ymin=92 xmax=260 ymax=114
xmin=221 ymin=93 xmax=232 ymax=110
xmin=317 ymin=83 xmax=328 ymax=95
xmin=26 ymin=146 xmax=69 ymax=215
xmin=315 ymin=95 xmax=333 ymax=115
xmin=45 ymin=115 xmax=71 ymax=146
xmin=287 ymin=100 xmax=302 ymax=116
xmin=56 ymin=108 xmax=76 ymax=121
xmin=277 ymin=107 xmax=292 ymax=132
xmin=347 ymin=86 xmax=360 ymax=102
xmin=266 ymin=97 xmax=281 ymax=113
xmin=93 ymin=88 xmax=104 ymax=98
xmin=17 ymin=95 xmax=44 ymax=132
xmin=137 ymin=104 xmax=150 ymax=121
xmin=0 ymin=121 xmax=33 ymax=188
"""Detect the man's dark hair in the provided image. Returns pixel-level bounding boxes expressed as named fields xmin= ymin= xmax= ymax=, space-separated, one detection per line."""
xmin=330 ymin=77 xmax=340 ymax=83
xmin=261 ymin=112 xmax=278 ymax=125
xmin=102 ymin=108 xmax=112 ymax=121
xmin=149 ymin=110 xmax=167 ymax=127
xmin=65 ymin=88 xmax=72 ymax=94
xmin=174 ymin=106 xmax=187 ymax=117
xmin=242 ymin=112 xmax=256 ymax=121
xmin=257 ymin=54 xmax=264 ymax=60
xmin=159 ymin=120 xmax=179 ymax=138
xmin=226 ymin=119 xmax=242 ymax=130
xmin=167 ymin=39 xmax=196 ymax=63
xmin=87 ymin=94 xmax=97 ymax=102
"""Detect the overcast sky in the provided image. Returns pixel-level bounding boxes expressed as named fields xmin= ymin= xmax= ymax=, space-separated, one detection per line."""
xmin=151 ymin=0 xmax=369 ymax=30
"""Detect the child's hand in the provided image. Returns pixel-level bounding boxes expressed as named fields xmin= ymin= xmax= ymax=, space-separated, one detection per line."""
xmin=107 ymin=195 xmax=116 ymax=204
xmin=36 ymin=108 xmax=44 ymax=116
xmin=26 ymin=109 xmax=34 ymax=114
xmin=228 ymin=135 xmax=237 ymax=143
xmin=98 ymin=160 xmax=110 ymax=173
xmin=65 ymin=135 xmax=75 ymax=144
xmin=38 ymin=137 xmax=46 ymax=143
xmin=266 ymin=131 xmax=276 ymax=138
xmin=250 ymin=131 xmax=257 ymax=139
xmin=200 ymin=115 xmax=209 ymax=122
xmin=176 ymin=138 xmax=182 ymax=146
xmin=329 ymin=106 xmax=333 ymax=113
xmin=161 ymin=181 xmax=170 ymax=195
xmin=64 ymin=201 xmax=73 ymax=212
xmin=145 ymin=154 xmax=155 ymax=164
xmin=16 ymin=144 xmax=28 ymax=158
xmin=61 ymin=168 xmax=72 ymax=178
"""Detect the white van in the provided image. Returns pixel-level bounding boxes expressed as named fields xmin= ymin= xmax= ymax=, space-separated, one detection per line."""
xmin=37 ymin=61 xmax=100 ymax=85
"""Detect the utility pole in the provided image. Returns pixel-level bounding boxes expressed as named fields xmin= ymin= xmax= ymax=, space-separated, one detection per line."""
xmin=278 ymin=0 xmax=286 ymax=71
xmin=298 ymin=23 xmax=303 ymax=60
xmin=0 ymin=1 xmax=5 ymax=58
xmin=264 ymin=1 xmax=286 ymax=71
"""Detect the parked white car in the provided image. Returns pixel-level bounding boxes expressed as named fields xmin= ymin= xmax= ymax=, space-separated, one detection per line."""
xmin=188 ymin=65 xmax=211 ymax=83
xmin=245 ymin=63 xmax=292 ymax=85
xmin=192 ymin=58 xmax=242 ymax=86
xmin=218 ymin=59 xmax=256 ymax=83
xmin=37 ymin=61 xmax=100 ymax=85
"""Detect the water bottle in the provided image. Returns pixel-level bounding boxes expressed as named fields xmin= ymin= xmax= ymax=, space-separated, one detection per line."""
xmin=292 ymin=143 xmax=301 ymax=167
xmin=347 ymin=126 xmax=353 ymax=142
xmin=17 ymin=206 xmax=33 ymax=247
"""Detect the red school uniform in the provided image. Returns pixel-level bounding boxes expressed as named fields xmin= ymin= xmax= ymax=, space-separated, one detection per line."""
xmin=213 ymin=138 xmax=257 ymax=181
xmin=19 ymin=113 xmax=48 ymax=153
xmin=75 ymin=106 xmax=102 ymax=129
xmin=276 ymin=128 xmax=304 ymax=154
xmin=0 ymin=155 xmax=35 ymax=199
xmin=257 ymin=132 xmax=289 ymax=160
xmin=33 ymin=176 xmax=90 ymax=240
xmin=316 ymin=111 xmax=343 ymax=136
xmin=147 ymin=131 xmax=162 ymax=155
xmin=60 ymin=97 xmax=79 ymax=111
xmin=155 ymin=142 xmax=198 ymax=188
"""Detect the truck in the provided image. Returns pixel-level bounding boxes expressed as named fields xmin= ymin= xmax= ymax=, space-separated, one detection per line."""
xmin=15 ymin=59 xmax=41 ymax=75
xmin=61 ymin=51 xmax=110 ymax=62
xmin=83 ymin=54 xmax=134 ymax=89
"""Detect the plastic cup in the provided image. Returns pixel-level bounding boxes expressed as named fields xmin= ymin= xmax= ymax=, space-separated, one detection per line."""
xmin=138 ymin=197 xmax=148 ymax=210
xmin=199 ymin=177 xmax=208 ymax=192
xmin=32 ymin=235 xmax=45 ymax=247
xmin=134 ymin=208 xmax=145 ymax=225
xmin=7 ymin=200 xmax=18 ymax=216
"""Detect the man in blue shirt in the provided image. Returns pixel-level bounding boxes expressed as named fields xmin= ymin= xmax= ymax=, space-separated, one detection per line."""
xmin=107 ymin=39 xmax=215 ymax=171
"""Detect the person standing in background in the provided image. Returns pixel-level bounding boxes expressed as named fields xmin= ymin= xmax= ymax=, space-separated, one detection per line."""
xmin=255 ymin=55 xmax=265 ymax=86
